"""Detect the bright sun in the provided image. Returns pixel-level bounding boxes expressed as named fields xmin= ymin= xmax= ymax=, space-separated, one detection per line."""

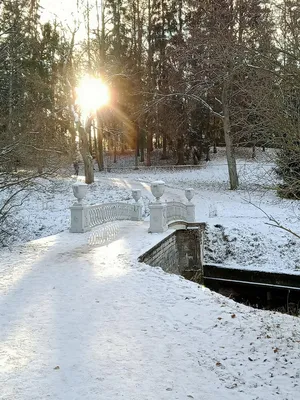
xmin=76 ymin=76 xmax=110 ymax=112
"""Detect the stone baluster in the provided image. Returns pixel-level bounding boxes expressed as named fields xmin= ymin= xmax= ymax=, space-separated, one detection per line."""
xmin=185 ymin=188 xmax=195 ymax=223
xmin=148 ymin=181 xmax=168 ymax=233
xmin=70 ymin=183 xmax=91 ymax=233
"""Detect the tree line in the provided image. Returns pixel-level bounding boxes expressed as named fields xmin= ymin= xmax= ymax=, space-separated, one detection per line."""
xmin=0 ymin=0 xmax=300 ymax=196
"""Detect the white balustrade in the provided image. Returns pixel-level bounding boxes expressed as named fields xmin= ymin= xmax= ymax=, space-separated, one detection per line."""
xmin=70 ymin=186 xmax=143 ymax=233
xmin=148 ymin=181 xmax=195 ymax=233
xmin=88 ymin=203 xmax=137 ymax=227
xmin=70 ymin=181 xmax=195 ymax=235
xmin=166 ymin=201 xmax=188 ymax=224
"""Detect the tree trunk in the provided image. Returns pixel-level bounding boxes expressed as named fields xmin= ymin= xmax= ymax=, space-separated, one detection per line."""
xmin=114 ymin=143 xmax=117 ymax=163
xmin=134 ymin=122 xmax=139 ymax=169
xmin=96 ymin=0 xmax=106 ymax=73
xmin=205 ymin=145 xmax=211 ymax=161
xmin=146 ymin=131 xmax=152 ymax=166
xmin=222 ymin=80 xmax=239 ymax=190
xmin=146 ymin=0 xmax=153 ymax=167
xmin=213 ymin=137 xmax=217 ymax=153
xmin=162 ymin=132 xmax=167 ymax=159
xmin=86 ymin=118 xmax=93 ymax=155
xmin=77 ymin=123 xmax=94 ymax=184
xmin=96 ymin=111 xmax=104 ymax=170
xmin=121 ymin=132 xmax=125 ymax=154
xmin=86 ymin=0 xmax=92 ymax=74
xmin=93 ymin=122 xmax=98 ymax=162
xmin=81 ymin=151 xmax=94 ymax=183
xmin=177 ymin=138 xmax=185 ymax=165
xmin=140 ymin=128 xmax=145 ymax=162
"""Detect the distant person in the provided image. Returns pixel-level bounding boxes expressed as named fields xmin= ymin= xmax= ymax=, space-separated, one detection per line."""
xmin=73 ymin=161 xmax=79 ymax=176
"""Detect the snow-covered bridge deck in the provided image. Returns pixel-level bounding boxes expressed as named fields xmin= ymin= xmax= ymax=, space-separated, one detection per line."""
xmin=1 ymin=221 xmax=299 ymax=400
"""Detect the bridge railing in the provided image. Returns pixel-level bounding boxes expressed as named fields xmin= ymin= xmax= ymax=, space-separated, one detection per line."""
xmin=148 ymin=181 xmax=195 ymax=233
xmin=69 ymin=181 xmax=195 ymax=234
xmin=166 ymin=201 xmax=188 ymax=224
xmin=70 ymin=183 xmax=143 ymax=233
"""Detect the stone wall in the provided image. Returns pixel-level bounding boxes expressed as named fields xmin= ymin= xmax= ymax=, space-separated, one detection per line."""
xmin=177 ymin=227 xmax=203 ymax=272
xmin=138 ymin=223 xmax=205 ymax=277
xmin=139 ymin=232 xmax=180 ymax=274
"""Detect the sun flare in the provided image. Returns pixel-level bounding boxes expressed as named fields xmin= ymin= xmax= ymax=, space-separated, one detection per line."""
xmin=76 ymin=76 xmax=109 ymax=112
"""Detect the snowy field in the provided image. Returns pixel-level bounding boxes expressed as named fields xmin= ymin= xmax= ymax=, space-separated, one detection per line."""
xmin=2 ymin=147 xmax=299 ymax=274
xmin=1 ymin=148 xmax=300 ymax=399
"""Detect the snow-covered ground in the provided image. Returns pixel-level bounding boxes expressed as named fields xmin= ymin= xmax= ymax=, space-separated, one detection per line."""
xmin=1 ymin=147 xmax=300 ymax=399
xmin=1 ymin=147 xmax=300 ymax=272
xmin=102 ymin=148 xmax=300 ymax=274
xmin=1 ymin=222 xmax=300 ymax=400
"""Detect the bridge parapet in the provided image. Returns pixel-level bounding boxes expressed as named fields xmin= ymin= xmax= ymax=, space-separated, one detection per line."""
xmin=148 ymin=181 xmax=195 ymax=233
xmin=70 ymin=183 xmax=142 ymax=233
xmin=69 ymin=181 xmax=195 ymax=234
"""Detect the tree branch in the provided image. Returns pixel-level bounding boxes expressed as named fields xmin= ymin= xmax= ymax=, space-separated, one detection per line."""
xmin=247 ymin=200 xmax=300 ymax=240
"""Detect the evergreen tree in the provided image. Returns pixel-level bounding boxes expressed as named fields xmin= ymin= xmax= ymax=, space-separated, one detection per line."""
xmin=0 ymin=0 xmax=74 ymax=243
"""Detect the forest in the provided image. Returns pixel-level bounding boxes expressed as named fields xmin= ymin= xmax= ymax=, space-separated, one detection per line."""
xmin=2 ymin=3 xmax=300 ymax=397
xmin=0 ymin=0 xmax=300 ymax=228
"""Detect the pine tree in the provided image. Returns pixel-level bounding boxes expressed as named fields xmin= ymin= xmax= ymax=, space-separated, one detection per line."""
xmin=0 ymin=0 xmax=74 ymax=243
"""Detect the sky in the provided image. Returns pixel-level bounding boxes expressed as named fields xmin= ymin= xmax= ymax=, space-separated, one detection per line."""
xmin=39 ymin=0 xmax=98 ymax=41
xmin=39 ymin=0 xmax=79 ymax=25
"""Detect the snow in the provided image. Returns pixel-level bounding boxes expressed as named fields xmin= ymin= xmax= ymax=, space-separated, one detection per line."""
xmin=1 ymin=176 xmax=138 ymax=245
xmin=1 ymin=222 xmax=300 ymax=399
xmin=1 ymin=147 xmax=300 ymax=399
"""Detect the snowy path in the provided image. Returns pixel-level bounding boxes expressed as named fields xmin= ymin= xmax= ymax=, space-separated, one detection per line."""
xmin=1 ymin=222 xmax=300 ymax=400
xmin=94 ymin=175 xmax=186 ymax=202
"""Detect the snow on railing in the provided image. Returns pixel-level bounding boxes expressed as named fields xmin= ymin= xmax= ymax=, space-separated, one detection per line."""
xmin=69 ymin=181 xmax=195 ymax=234
xmin=166 ymin=201 xmax=188 ymax=224
xmin=148 ymin=181 xmax=195 ymax=233
xmin=70 ymin=183 xmax=142 ymax=233
xmin=88 ymin=203 xmax=136 ymax=227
